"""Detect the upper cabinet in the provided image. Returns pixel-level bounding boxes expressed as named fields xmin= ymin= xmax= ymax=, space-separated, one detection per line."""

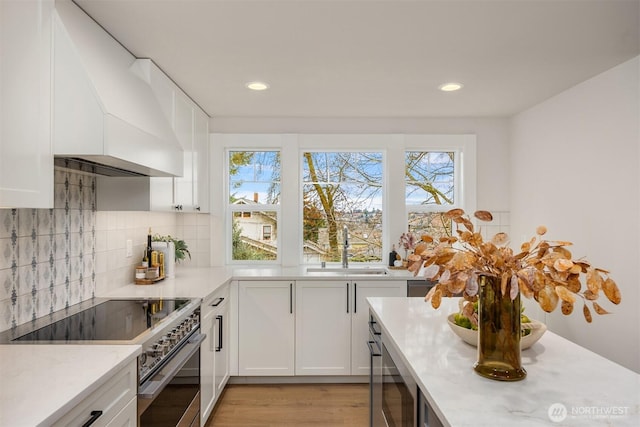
xmin=0 ymin=0 xmax=55 ymax=208
xmin=138 ymin=59 xmax=210 ymax=213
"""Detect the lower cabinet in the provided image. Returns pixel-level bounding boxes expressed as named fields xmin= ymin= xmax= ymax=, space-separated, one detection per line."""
xmin=52 ymin=360 xmax=137 ymax=427
xmin=237 ymin=278 xmax=405 ymax=377
xmin=238 ymin=280 xmax=295 ymax=376
xmin=350 ymin=280 xmax=405 ymax=375
xmin=295 ymin=281 xmax=352 ymax=375
xmin=201 ymin=284 xmax=230 ymax=425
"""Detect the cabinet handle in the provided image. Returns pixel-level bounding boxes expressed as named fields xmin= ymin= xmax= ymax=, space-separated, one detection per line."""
xmin=289 ymin=283 xmax=293 ymax=314
xmin=210 ymin=297 xmax=225 ymax=307
xmin=216 ymin=315 xmax=223 ymax=352
xmin=81 ymin=410 xmax=103 ymax=427
xmin=210 ymin=315 xmax=216 ymax=352
xmin=346 ymin=283 xmax=349 ymax=313
xmin=174 ymin=204 xmax=183 ymax=211
xmin=195 ymin=206 xmax=201 ymax=211
xmin=354 ymin=282 xmax=357 ymax=313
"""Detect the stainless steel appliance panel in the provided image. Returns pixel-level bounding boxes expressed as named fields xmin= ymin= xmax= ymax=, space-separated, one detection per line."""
xmin=139 ymin=332 xmax=204 ymax=427
xmin=369 ymin=315 xmax=384 ymax=427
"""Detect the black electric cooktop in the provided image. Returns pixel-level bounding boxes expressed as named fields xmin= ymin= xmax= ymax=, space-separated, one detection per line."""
xmin=14 ymin=299 xmax=191 ymax=342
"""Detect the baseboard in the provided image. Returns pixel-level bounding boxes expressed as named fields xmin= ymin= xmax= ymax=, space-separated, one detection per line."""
xmin=228 ymin=375 xmax=368 ymax=384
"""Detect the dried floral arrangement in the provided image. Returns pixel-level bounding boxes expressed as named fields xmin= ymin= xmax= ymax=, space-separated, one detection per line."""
xmin=407 ymin=209 xmax=621 ymax=323
xmin=398 ymin=232 xmax=417 ymax=258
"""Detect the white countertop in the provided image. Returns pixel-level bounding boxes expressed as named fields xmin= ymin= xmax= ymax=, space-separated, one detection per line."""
xmin=0 ymin=265 xmax=411 ymax=427
xmin=368 ymin=297 xmax=640 ymax=427
xmin=103 ymin=266 xmax=234 ymax=299
xmin=102 ymin=265 xmax=413 ymax=299
xmin=0 ymin=344 xmax=140 ymax=427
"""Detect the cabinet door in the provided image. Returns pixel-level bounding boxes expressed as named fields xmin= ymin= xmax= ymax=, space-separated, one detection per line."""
xmin=295 ymin=280 xmax=351 ymax=375
xmin=200 ymin=308 xmax=216 ymax=423
xmin=0 ymin=0 xmax=54 ymax=208
xmin=351 ymin=280 xmax=405 ymax=375
xmin=238 ymin=281 xmax=295 ymax=376
xmin=214 ymin=300 xmax=229 ymax=394
xmin=173 ymin=93 xmax=194 ymax=209
xmin=193 ymin=108 xmax=209 ymax=213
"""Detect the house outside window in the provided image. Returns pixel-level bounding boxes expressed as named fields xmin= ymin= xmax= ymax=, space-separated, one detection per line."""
xmin=218 ymin=134 xmax=476 ymax=266
xmin=228 ymin=150 xmax=280 ymax=262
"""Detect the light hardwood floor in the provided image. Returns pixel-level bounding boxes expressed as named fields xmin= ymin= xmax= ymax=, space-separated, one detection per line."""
xmin=205 ymin=383 xmax=369 ymax=427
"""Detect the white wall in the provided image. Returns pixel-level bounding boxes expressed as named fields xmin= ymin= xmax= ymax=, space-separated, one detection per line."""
xmin=211 ymin=117 xmax=511 ymax=211
xmin=510 ymin=57 xmax=640 ymax=372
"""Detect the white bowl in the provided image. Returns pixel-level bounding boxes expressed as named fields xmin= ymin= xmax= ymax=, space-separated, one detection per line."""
xmin=447 ymin=314 xmax=547 ymax=350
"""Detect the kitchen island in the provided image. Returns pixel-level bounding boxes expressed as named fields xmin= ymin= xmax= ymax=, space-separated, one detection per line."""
xmin=368 ymin=297 xmax=640 ymax=427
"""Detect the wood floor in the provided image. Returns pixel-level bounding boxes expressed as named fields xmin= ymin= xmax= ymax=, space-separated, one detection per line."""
xmin=205 ymin=383 xmax=369 ymax=427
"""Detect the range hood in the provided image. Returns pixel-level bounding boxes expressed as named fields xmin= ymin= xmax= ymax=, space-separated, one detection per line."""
xmin=52 ymin=0 xmax=183 ymax=177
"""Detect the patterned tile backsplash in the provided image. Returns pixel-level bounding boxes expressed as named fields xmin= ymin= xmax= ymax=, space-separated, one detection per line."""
xmin=0 ymin=169 xmax=211 ymax=333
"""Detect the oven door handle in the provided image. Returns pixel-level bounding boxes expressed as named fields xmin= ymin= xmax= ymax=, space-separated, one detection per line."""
xmin=138 ymin=333 xmax=205 ymax=400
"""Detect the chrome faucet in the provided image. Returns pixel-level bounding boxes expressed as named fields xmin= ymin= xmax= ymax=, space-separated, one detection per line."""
xmin=342 ymin=225 xmax=349 ymax=268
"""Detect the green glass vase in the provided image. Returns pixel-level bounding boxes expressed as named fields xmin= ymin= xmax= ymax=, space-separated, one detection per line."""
xmin=473 ymin=275 xmax=527 ymax=381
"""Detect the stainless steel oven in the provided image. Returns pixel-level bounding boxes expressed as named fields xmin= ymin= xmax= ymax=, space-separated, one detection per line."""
xmin=138 ymin=330 xmax=204 ymax=426
xmin=1 ymin=297 xmax=204 ymax=427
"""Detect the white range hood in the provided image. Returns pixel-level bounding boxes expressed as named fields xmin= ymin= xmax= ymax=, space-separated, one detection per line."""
xmin=52 ymin=0 xmax=183 ymax=177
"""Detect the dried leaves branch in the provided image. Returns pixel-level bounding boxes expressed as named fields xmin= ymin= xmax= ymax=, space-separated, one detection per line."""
xmin=409 ymin=209 xmax=621 ymax=323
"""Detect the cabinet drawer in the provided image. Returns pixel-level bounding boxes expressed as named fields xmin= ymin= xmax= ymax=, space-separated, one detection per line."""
xmin=53 ymin=361 xmax=137 ymax=427
xmin=106 ymin=396 xmax=137 ymax=427
xmin=204 ymin=284 xmax=230 ymax=311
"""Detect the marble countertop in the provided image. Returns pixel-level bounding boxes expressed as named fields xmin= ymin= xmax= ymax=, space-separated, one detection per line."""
xmin=368 ymin=297 xmax=640 ymax=427
xmin=0 ymin=344 xmax=140 ymax=427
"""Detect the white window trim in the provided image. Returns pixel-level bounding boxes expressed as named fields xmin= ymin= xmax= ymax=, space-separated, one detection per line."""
xmin=214 ymin=134 xmax=476 ymax=267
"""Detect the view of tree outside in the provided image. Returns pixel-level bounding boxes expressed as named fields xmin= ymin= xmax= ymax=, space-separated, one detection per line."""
xmin=229 ymin=151 xmax=280 ymax=261
xmin=227 ymin=149 xmax=458 ymax=263
xmin=302 ymin=152 xmax=383 ymax=263
xmin=405 ymin=151 xmax=455 ymax=244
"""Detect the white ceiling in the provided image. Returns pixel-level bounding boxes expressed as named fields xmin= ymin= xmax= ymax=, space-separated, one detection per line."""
xmin=75 ymin=0 xmax=639 ymax=118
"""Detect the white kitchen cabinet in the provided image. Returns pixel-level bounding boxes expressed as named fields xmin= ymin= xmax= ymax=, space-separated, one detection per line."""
xmin=193 ymin=108 xmax=210 ymax=213
xmin=52 ymin=360 xmax=137 ymax=427
xmin=0 ymin=0 xmax=54 ymax=208
xmin=201 ymin=284 xmax=230 ymax=424
xmin=173 ymin=94 xmax=194 ymax=209
xmin=238 ymin=280 xmax=295 ymax=376
xmin=200 ymin=303 xmax=216 ymax=422
xmin=214 ymin=291 xmax=230 ymax=396
xmin=350 ymin=280 xmax=405 ymax=375
xmin=105 ymin=397 xmax=136 ymax=427
xmin=134 ymin=59 xmax=210 ymax=213
xmin=294 ymin=279 xmax=405 ymax=376
xmin=295 ymin=280 xmax=352 ymax=375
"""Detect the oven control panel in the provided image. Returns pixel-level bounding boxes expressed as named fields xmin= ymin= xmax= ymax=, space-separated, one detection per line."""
xmin=139 ymin=310 xmax=200 ymax=381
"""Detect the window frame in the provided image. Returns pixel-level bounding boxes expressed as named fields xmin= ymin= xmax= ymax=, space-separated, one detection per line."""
xmin=225 ymin=147 xmax=282 ymax=265
xmin=217 ymin=134 xmax=476 ymax=266
xmin=300 ymin=149 xmax=385 ymax=265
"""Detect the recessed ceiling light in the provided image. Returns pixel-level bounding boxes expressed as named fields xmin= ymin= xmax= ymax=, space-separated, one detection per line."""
xmin=438 ymin=82 xmax=464 ymax=92
xmin=245 ymin=81 xmax=269 ymax=91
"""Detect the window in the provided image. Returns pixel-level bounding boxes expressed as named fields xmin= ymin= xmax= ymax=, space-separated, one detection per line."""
xmin=405 ymin=151 xmax=456 ymax=242
xmin=228 ymin=151 xmax=280 ymax=262
xmin=302 ymin=151 xmax=383 ymax=264
xmin=218 ymin=134 xmax=475 ymax=266
xmin=262 ymin=225 xmax=272 ymax=240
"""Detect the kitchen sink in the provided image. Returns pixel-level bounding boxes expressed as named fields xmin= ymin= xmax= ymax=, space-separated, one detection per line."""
xmin=306 ymin=267 xmax=388 ymax=275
